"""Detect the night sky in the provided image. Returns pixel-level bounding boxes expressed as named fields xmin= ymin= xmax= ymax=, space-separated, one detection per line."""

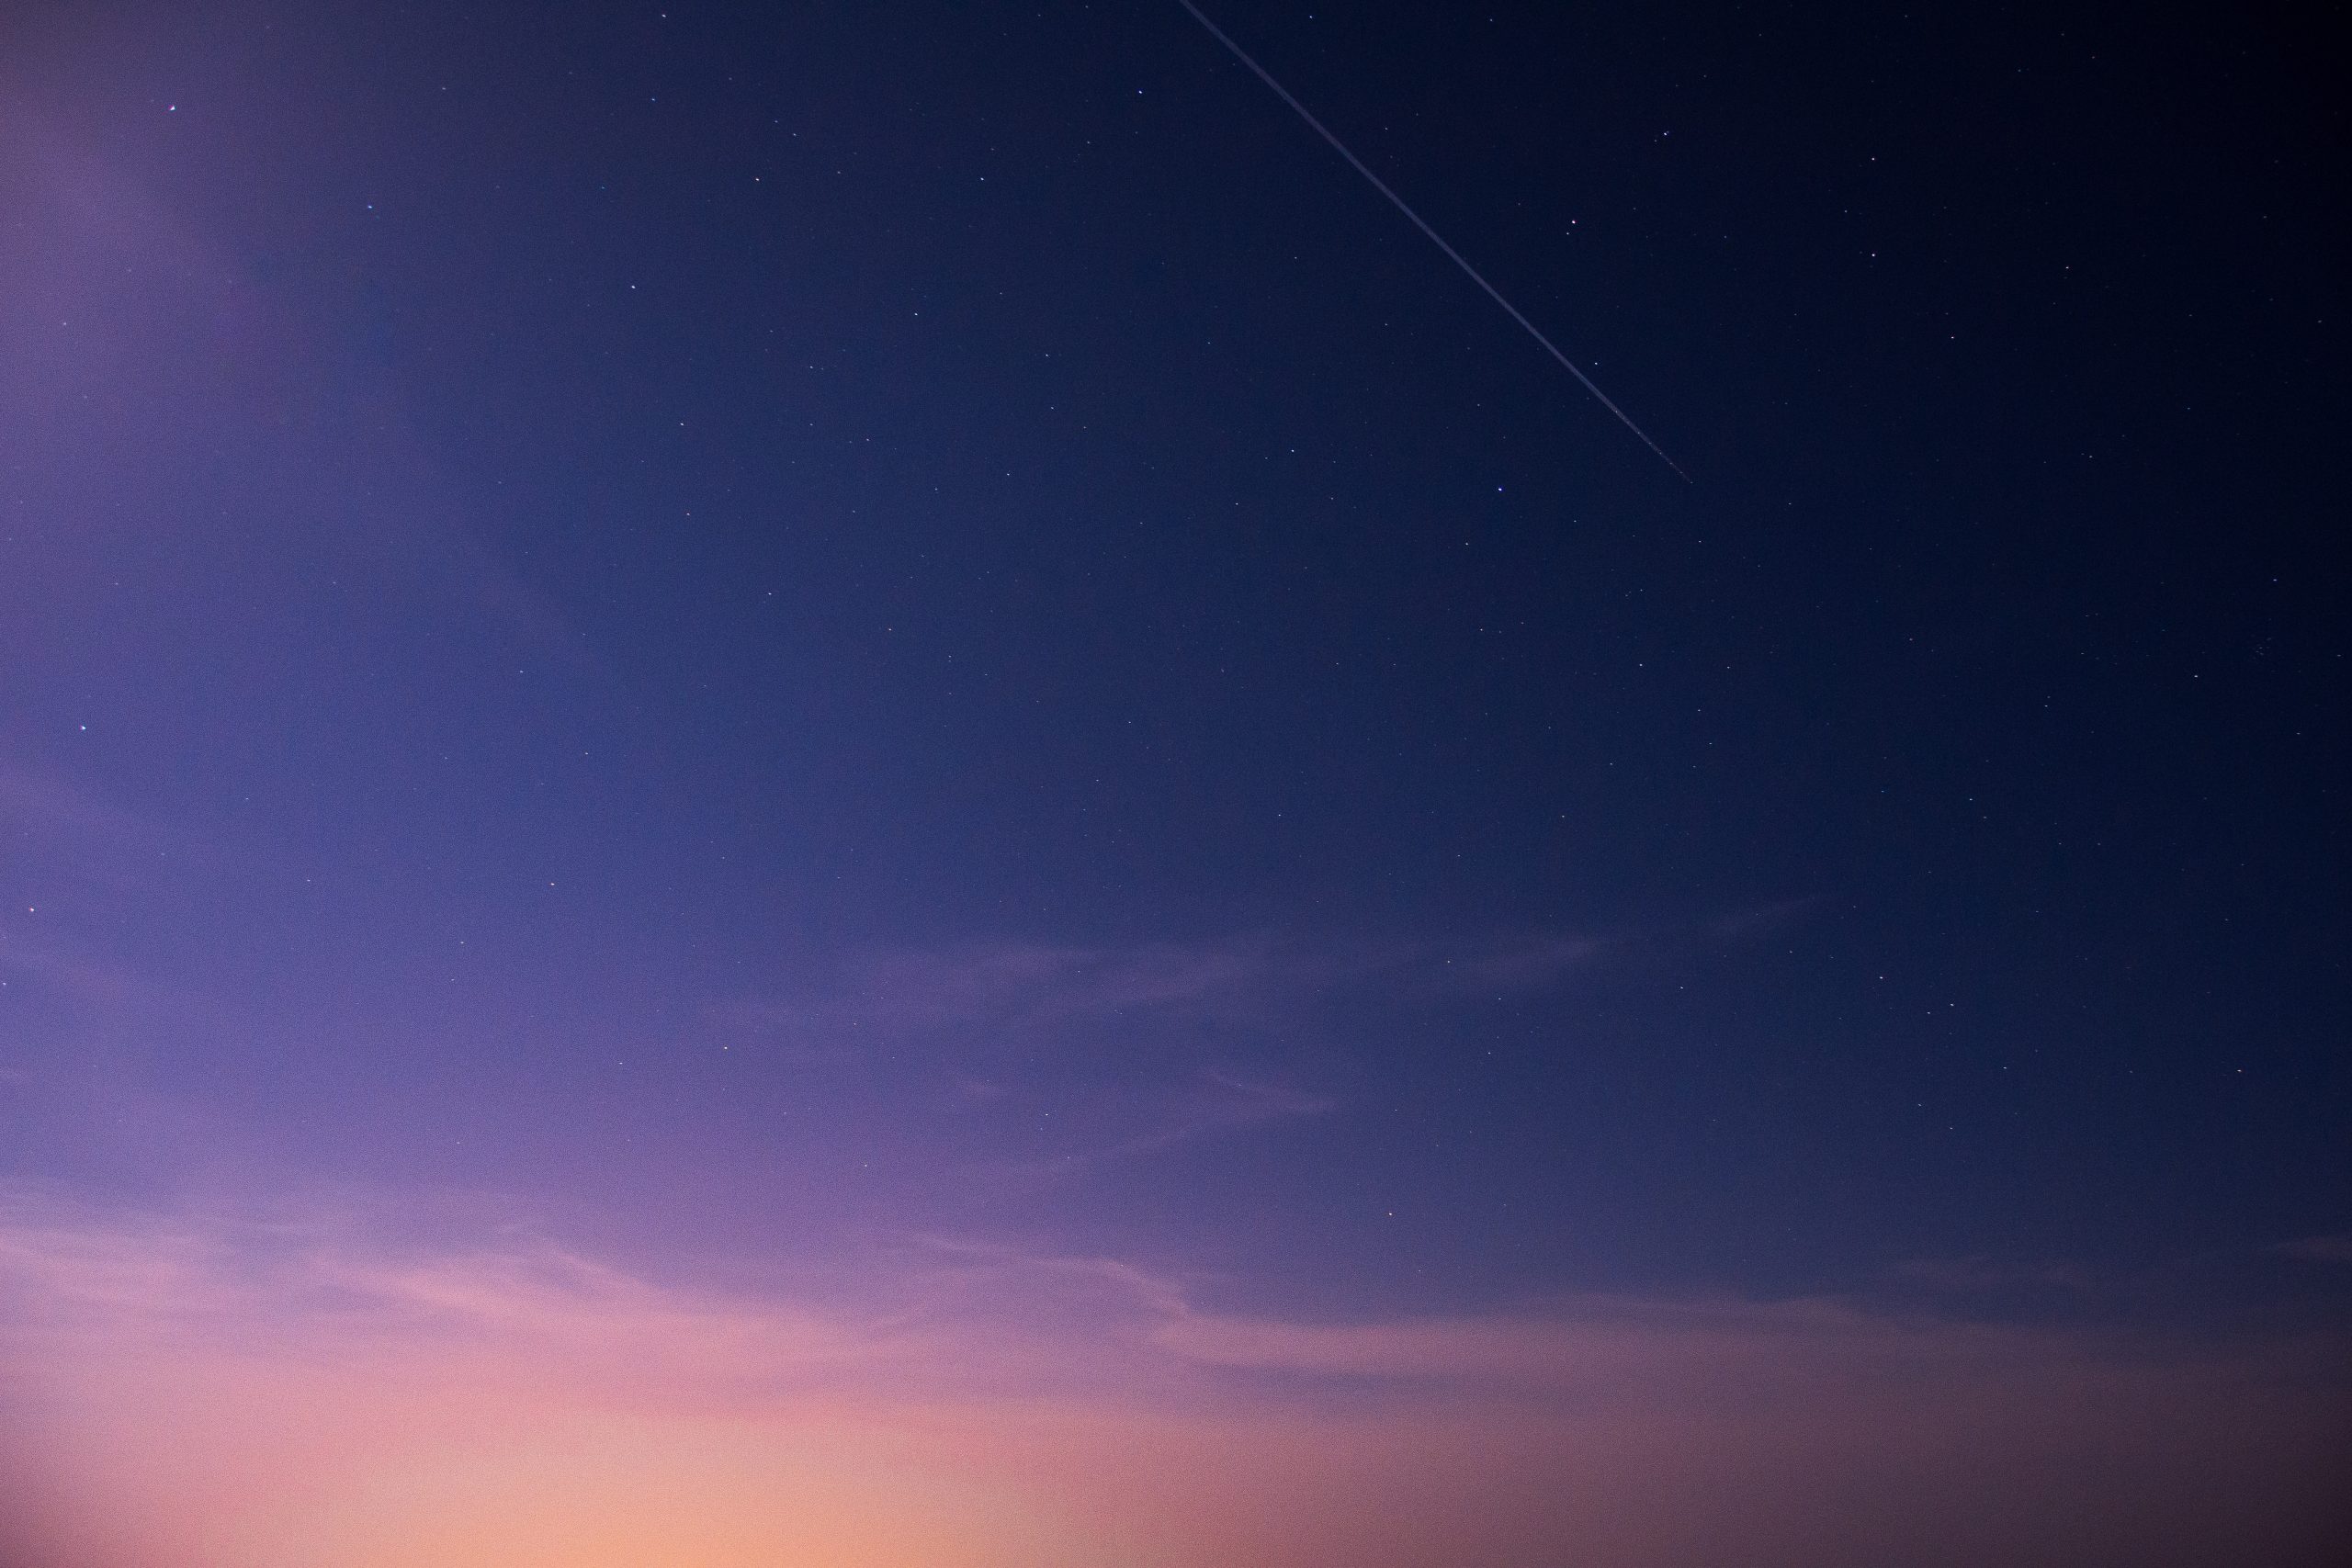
xmin=3 ymin=2 xmax=2346 ymax=1563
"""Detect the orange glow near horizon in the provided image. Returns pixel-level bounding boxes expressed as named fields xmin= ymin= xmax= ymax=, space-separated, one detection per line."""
xmin=3 ymin=1197 xmax=2347 ymax=1567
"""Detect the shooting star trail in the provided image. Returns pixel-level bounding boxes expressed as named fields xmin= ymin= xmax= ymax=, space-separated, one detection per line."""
xmin=1172 ymin=0 xmax=1690 ymax=481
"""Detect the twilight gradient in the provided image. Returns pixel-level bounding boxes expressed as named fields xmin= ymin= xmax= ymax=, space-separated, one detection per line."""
xmin=4 ymin=1193 xmax=2346 ymax=1568
xmin=5 ymin=1 xmax=2348 ymax=1562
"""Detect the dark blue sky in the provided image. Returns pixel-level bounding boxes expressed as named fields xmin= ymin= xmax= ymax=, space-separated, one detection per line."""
xmin=2 ymin=0 xmax=2346 ymax=1517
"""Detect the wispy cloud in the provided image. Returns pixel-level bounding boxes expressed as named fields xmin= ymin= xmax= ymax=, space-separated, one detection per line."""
xmin=0 ymin=764 xmax=219 ymax=1018
xmin=1886 ymin=1253 xmax=2097 ymax=1296
xmin=978 ymin=1069 xmax=1335 ymax=1182
xmin=0 ymin=763 xmax=203 ymax=898
xmin=724 ymin=936 xmax=1313 ymax=1044
xmin=2 ymin=1192 xmax=2346 ymax=1568
xmin=721 ymin=928 xmax=1611 ymax=1057
xmin=0 ymin=119 xmax=603 ymax=678
xmin=2274 ymin=1233 xmax=2352 ymax=1266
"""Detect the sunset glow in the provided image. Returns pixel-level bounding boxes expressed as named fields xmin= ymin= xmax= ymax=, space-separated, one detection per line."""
xmin=3 ymin=1 xmax=2344 ymax=1562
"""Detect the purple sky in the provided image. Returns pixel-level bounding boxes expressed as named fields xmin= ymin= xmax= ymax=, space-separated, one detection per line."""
xmin=3 ymin=0 xmax=2346 ymax=1561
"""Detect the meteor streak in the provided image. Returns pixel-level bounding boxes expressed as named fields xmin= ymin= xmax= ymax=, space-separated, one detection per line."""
xmin=1172 ymin=0 xmax=1690 ymax=481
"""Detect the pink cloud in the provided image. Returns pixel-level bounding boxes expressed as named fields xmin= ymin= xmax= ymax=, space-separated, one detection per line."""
xmin=1 ymin=1196 xmax=2346 ymax=1567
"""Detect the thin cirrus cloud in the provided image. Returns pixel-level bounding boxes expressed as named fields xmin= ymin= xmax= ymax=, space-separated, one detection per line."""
xmin=3 ymin=1192 xmax=2348 ymax=1568
xmin=0 ymin=765 xmax=243 ymax=1092
xmin=0 ymin=110 xmax=599 ymax=678
xmin=971 ymin=1069 xmax=1337 ymax=1184
xmin=2275 ymin=1233 xmax=2352 ymax=1265
xmin=720 ymin=929 xmax=1610 ymax=1055
xmin=707 ymin=931 xmax=1586 ymax=1179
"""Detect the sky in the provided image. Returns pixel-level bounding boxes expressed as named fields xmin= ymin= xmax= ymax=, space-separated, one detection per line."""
xmin=1 ymin=0 xmax=2346 ymax=1562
